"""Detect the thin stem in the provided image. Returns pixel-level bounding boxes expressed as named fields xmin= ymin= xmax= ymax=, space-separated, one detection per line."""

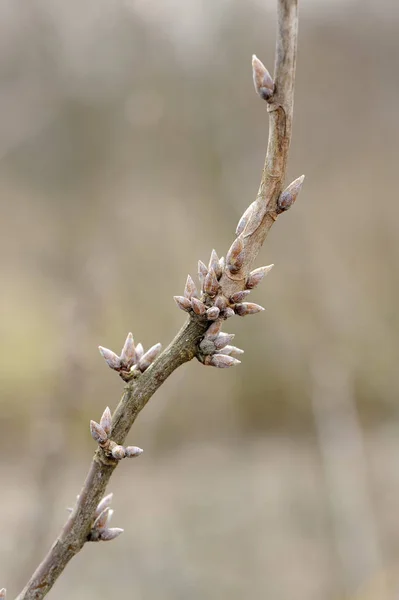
xmin=15 ymin=2 xmax=299 ymax=598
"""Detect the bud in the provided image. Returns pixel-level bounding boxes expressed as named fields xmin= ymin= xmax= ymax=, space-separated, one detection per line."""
xmin=135 ymin=342 xmax=144 ymax=362
xmin=100 ymin=527 xmax=124 ymax=541
xmin=226 ymin=237 xmax=245 ymax=274
xmin=95 ymin=493 xmax=113 ymax=518
xmin=206 ymin=307 xmax=220 ymax=321
xmin=219 ymin=345 xmax=244 ymax=356
xmin=90 ymin=420 xmax=108 ymax=444
xmin=208 ymin=249 xmax=222 ymax=280
xmin=138 ymin=343 xmax=162 ymax=371
xmin=125 ymin=446 xmax=144 ymax=458
xmin=278 ymin=175 xmax=305 ymax=212
xmin=246 ymin=264 xmax=274 ymax=289
xmin=120 ymin=332 xmax=136 ymax=368
xmin=230 ymin=290 xmax=251 ymax=303
xmin=174 ymin=295 xmax=192 ymax=312
xmin=93 ymin=507 xmax=111 ymax=530
xmin=214 ymin=295 xmax=228 ymax=311
xmin=224 ymin=307 xmax=235 ymax=319
xmin=112 ymin=445 xmax=126 ymax=460
xmin=236 ymin=201 xmax=256 ymax=236
xmin=198 ymin=260 xmax=208 ymax=286
xmin=203 ymin=269 xmax=219 ymax=297
xmin=99 ymin=407 xmax=112 ymax=437
xmin=252 ymin=54 xmax=274 ymax=101
xmin=184 ymin=275 xmax=198 ymax=299
xmin=98 ymin=346 xmax=121 ymax=370
xmin=191 ymin=297 xmax=206 ymax=316
xmin=235 ymin=302 xmax=265 ymax=316
xmin=205 ymin=320 xmax=223 ymax=340
xmin=208 ymin=354 xmax=241 ymax=368
xmin=214 ymin=333 xmax=235 ymax=350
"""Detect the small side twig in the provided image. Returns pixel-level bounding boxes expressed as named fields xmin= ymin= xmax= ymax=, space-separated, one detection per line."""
xmin=15 ymin=1 xmax=301 ymax=598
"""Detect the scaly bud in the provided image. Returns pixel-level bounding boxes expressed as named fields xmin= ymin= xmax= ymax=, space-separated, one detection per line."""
xmin=174 ymin=296 xmax=192 ymax=312
xmin=214 ymin=295 xmax=228 ymax=311
xmin=120 ymin=332 xmax=136 ymax=368
xmin=191 ymin=297 xmax=206 ymax=316
xmin=226 ymin=237 xmax=245 ymax=274
xmin=209 ymin=249 xmax=222 ymax=280
xmin=235 ymin=302 xmax=265 ymax=316
xmin=95 ymin=493 xmax=113 ymax=518
xmin=112 ymin=445 xmax=126 ymax=460
xmin=100 ymin=527 xmax=124 ymax=541
xmin=252 ymin=54 xmax=274 ymax=101
xmin=98 ymin=346 xmax=121 ymax=370
xmin=93 ymin=507 xmax=111 ymax=530
xmin=90 ymin=421 xmax=108 ymax=444
xmin=205 ymin=320 xmax=223 ymax=340
xmin=100 ymin=407 xmax=112 ymax=437
xmin=219 ymin=345 xmax=244 ymax=356
xmin=246 ymin=264 xmax=274 ymax=289
xmin=135 ymin=342 xmax=144 ymax=362
xmin=125 ymin=446 xmax=144 ymax=458
xmin=203 ymin=269 xmax=219 ymax=297
xmin=236 ymin=201 xmax=256 ymax=236
xmin=214 ymin=332 xmax=235 ymax=350
xmin=208 ymin=354 xmax=241 ymax=368
xmin=230 ymin=290 xmax=251 ymax=303
xmin=278 ymin=175 xmax=305 ymax=212
xmin=224 ymin=307 xmax=235 ymax=319
xmin=206 ymin=307 xmax=220 ymax=321
xmin=184 ymin=275 xmax=198 ymax=299
xmin=198 ymin=260 xmax=208 ymax=286
xmin=138 ymin=343 xmax=162 ymax=371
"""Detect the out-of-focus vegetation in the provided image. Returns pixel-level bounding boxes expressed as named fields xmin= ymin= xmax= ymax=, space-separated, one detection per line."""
xmin=1 ymin=1 xmax=399 ymax=598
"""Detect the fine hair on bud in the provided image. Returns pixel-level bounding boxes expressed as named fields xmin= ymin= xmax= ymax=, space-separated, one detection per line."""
xmin=230 ymin=290 xmax=251 ymax=303
xmin=191 ymin=297 xmax=206 ymax=316
xmin=205 ymin=320 xmax=223 ymax=340
xmin=278 ymin=175 xmax=305 ymax=212
xmin=184 ymin=275 xmax=198 ymax=299
xmin=246 ymin=264 xmax=274 ymax=289
xmin=209 ymin=249 xmax=222 ymax=279
xmin=93 ymin=507 xmax=111 ymax=531
xmin=206 ymin=306 xmax=220 ymax=321
xmin=224 ymin=307 xmax=235 ymax=319
xmin=120 ymin=332 xmax=136 ymax=368
xmin=100 ymin=407 xmax=112 ymax=437
xmin=252 ymin=54 xmax=274 ymax=101
xmin=203 ymin=269 xmax=219 ymax=297
xmin=95 ymin=493 xmax=113 ymax=518
xmin=236 ymin=201 xmax=256 ymax=236
xmin=138 ymin=343 xmax=162 ymax=371
xmin=235 ymin=302 xmax=265 ymax=316
xmin=174 ymin=295 xmax=192 ymax=312
xmin=219 ymin=345 xmax=244 ymax=356
xmin=135 ymin=342 xmax=144 ymax=362
xmin=214 ymin=332 xmax=235 ymax=350
xmin=90 ymin=420 xmax=108 ymax=444
xmin=226 ymin=236 xmax=245 ymax=274
xmin=100 ymin=528 xmax=124 ymax=542
xmin=98 ymin=346 xmax=121 ymax=370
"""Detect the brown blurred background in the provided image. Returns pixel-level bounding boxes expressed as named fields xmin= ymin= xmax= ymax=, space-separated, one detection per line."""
xmin=1 ymin=0 xmax=399 ymax=598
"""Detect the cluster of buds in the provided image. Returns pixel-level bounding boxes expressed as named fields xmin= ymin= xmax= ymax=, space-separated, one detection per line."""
xmin=0 ymin=588 xmax=6 ymax=598
xmin=99 ymin=333 xmax=161 ymax=381
xmin=197 ymin=321 xmax=244 ymax=368
xmin=90 ymin=407 xmax=143 ymax=461
xmin=88 ymin=493 xmax=124 ymax=542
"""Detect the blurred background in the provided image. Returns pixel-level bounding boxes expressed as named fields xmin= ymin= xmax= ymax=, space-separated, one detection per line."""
xmin=1 ymin=0 xmax=399 ymax=598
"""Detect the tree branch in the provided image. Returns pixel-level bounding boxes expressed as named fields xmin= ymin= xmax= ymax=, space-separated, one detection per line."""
xmin=14 ymin=1 xmax=300 ymax=598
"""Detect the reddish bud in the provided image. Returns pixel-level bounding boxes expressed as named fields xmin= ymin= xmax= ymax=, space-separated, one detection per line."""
xmin=100 ymin=407 xmax=112 ymax=437
xmin=191 ymin=297 xmax=206 ymax=316
xmin=100 ymin=527 xmax=124 ymax=541
xmin=205 ymin=320 xmax=223 ymax=340
xmin=112 ymin=445 xmax=126 ymax=460
xmin=138 ymin=343 xmax=162 ymax=371
xmin=208 ymin=354 xmax=241 ymax=368
xmin=198 ymin=260 xmax=208 ymax=286
xmin=203 ymin=269 xmax=219 ymax=297
xmin=226 ymin=237 xmax=245 ymax=274
xmin=214 ymin=332 xmax=235 ymax=350
xmin=184 ymin=275 xmax=198 ymax=299
xmin=98 ymin=346 xmax=121 ymax=370
xmin=236 ymin=201 xmax=256 ymax=236
xmin=209 ymin=249 xmax=222 ymax=280
xmin=230 ymin=290 xmax=251 ymax=303
xmin=246 ymin=264 xmax=274 ymax=289
xmin=90 ymin=421 xmax=108 ymax=444
xmin=125 ymin=446 xmax=143 ymax=458
xmin=206 ymin=307 xmax=220 ymax=321
xmin=235 ymin=302 xmax=265 ymax=316
xmin=174 ymin=296 xmax=192 ymax=312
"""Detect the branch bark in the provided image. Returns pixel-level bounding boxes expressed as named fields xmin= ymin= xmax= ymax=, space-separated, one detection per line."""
xmin=15 ymin=1 xmax=300 ymax=598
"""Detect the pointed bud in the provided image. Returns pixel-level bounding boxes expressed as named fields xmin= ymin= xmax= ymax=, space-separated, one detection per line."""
xmin=208 ymin=354 xmax=241 ymax=368
xmin=236 ymin=201 xmax=256 ymax=236
xmin=125 ymin=446 xmax=144 ymax=458
xmin=95 ymin=493 xmax=113 ymax=518
xmin=98 ymin=346 xmax=121 ymax=370
xmin=214 ymin=295 xmax=228 ymax=310
xmin=184 ymin=275 xmax=198 ymax=299
xmin=219 ymin=345 xmax=244 ymax=356
xmin=198 ymin=260 xmax=208 ymax=286
xmin=100 ymin=527 xmax=124 ymax=541
xmin=214 ymin=332 xmax=235 ymax=350
xmin=120 ymin=332 xmax=136 ymax=368
xmin=90 ymin=421 xmax=108 ymax=444
xmin=191 ymin=297 xmax=206 ymax=316
xmin=93 ymin=507 xmax=111 ymax=530
xmin=278 ymin=175 xmax=305 ymax=212
xmin=209 ymin=249 xmax=222 ymax=280
xmin=203 ymin=269 xmax=219 ymax=297
xmin=246 ymin=264 xmax=274 ymax=289
xmin=219 ymin=256 xmax=225 ymax=272
xmin=135 ymin=342 xmax=144 ymax=362
xmin=112 ymin=445 xmax=126 ymax=460
xmin=206 ymin=307 xmax=220 ymax=321
xmin=223 ymin=307 xmax=235 ymax=319
xmin=230 ymin=290 xmax=251 ymax=303
xmin=252 ymin=54 xmax=274 ymax=101
xmin=100 ymin=407 xmax=112 ymax=437
xmin=174 ymin=295 xmax=192 ymax=312
xmin=235 ymin=302 xmax=265 ymax=316
xmin=138 ymin=343 xmax=162 ymax=371
xmin=226 ymin=237 xmax=245 ymax=274
xmin=205 ymin=320 xmax=223 ymax=340
xmin=0 ymin=589 xmax=6 ymax=598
